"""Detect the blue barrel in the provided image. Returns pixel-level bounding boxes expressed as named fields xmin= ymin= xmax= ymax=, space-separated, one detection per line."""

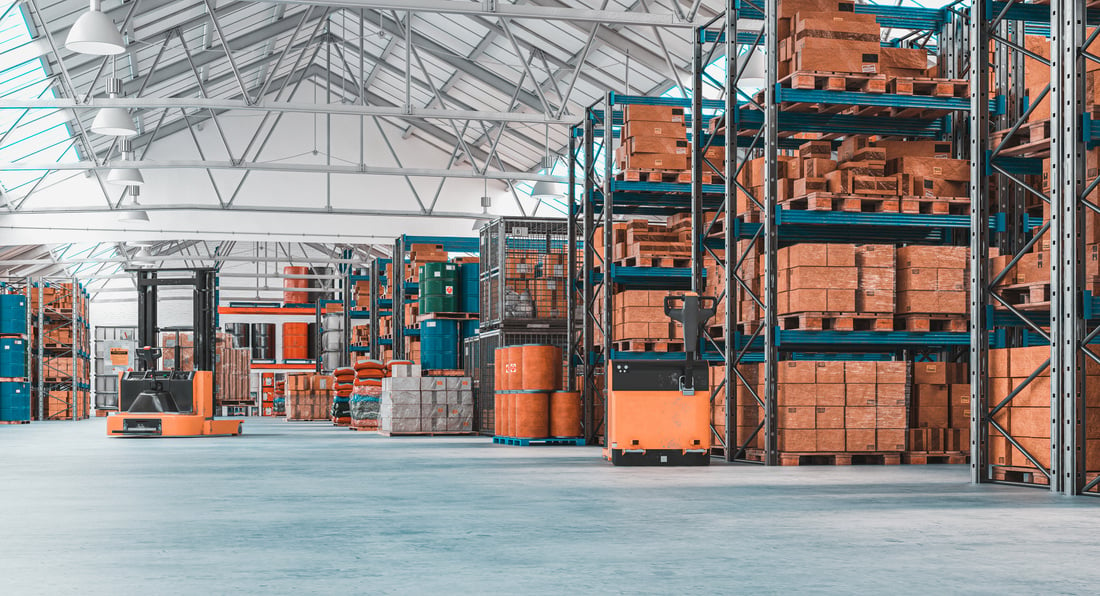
xmin=420 ymin=319 xmax=459 ymax=370
xmin=0 ymin=294 xmax=27 ymax=335
xmin=458 ymin=263 xmax=480 ymax=313
xmin=0 ymin=337 xmax=26 ymax=378
xmin=0 ymin=381 xmax=30 ymax=422
xmin=460 ymin=319 xmax=479 ymax=340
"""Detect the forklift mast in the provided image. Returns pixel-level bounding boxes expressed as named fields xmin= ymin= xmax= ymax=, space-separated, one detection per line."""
xmin=133 ymin=268 xmax=217 ymax=374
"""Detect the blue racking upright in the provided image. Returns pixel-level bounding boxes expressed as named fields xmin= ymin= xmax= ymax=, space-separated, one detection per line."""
xmin=692 ymin=1 xmax=976 ymax=465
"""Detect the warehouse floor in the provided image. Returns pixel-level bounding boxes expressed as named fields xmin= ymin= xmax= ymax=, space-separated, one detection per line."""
xmin=2 ymin=419 xmax=1098 ymax=594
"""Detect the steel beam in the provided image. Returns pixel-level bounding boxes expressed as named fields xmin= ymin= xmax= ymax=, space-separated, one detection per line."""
xmin=2 ymin=159 xmax=564 ymax=182
xmin=258 ymin=0 xmax=696 ymax=26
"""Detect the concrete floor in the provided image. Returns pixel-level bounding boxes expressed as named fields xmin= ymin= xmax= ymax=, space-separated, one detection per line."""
xmin=1 ymin=420 xmax=1099 ymax=595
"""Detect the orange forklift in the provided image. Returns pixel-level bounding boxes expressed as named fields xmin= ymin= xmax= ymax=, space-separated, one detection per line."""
xmin=106 ymin=268 xmax=241 ymax=437
xmin=607 ymin=293 xmax=715 ymax=465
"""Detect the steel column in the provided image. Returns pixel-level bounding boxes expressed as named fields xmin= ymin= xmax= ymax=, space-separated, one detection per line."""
xmin=969 ymin=0 xmax=992 ymax=485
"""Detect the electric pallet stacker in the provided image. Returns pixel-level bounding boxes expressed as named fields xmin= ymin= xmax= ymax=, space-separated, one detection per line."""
xmin=106 ymin=268 xmax=242 ymax=437
xmin=607 ymin=293 xmax=715 ymax=466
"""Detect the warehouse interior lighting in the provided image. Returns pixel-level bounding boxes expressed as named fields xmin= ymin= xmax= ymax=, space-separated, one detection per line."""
xmin=65 ymin=0 xmax=126 ymax=55
xmin=530 ymin=180 xmax=566 ymax=199
xmin=118 ymin=187 xmax=148 ymax=222
xmin=107 ymin=138 xmax=143 ymax=186
xmin=737 ymin=48 xmax=767 ymax=88
xmin=91 ymin=76 xmax=136 ymax=136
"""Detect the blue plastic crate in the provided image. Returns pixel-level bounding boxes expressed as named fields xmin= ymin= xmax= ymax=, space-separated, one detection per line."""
xmin=0 ymin=381 xmax=30 ymax=422
xmin=0 ymin=337 xmax=27 ymax=378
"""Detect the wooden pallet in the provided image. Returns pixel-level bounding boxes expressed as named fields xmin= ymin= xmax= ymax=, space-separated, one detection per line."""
xmin=783 ymin=192 xmax=898 ymax=213
xmin=992 ymin=465 xmax=1051 ymax=486
xmin=0 ymin=420 xmax=30 ymax=425
xmin=887 ymin=76 xmax=969 ymax=98
xmin=611 ymin=339 xmax=685 ymax=353
xmin=902 ymin=451 xmax=970 ymax=465
xmin=989 ymin=121 xmax=1052 ymax=159
xmin=378 ymin=430 xmax=476 ymax=437
xmin=894 ymin=315 xmax=968 ymax=332
xmin=616 ymin=169 xmax=688 ymax=183
xmin=898 ymin=196 xmax=970 ymax=215
xmin=745 ymin=449 xmax=902 ymax=466
xmin=417 ymin=312 xmax=478 ymax=322
xmin=779 ymin=312 xmax=893 ymax=331
xmin=785 ymin=71 xmax=888 ymax=93
xmin=995 ymin=282 xmax=1050 ymax=310
xmin=425 ymin=369 xmax=466 ymax=377
xmin=613 ymin=255 xmax=692 ymax=268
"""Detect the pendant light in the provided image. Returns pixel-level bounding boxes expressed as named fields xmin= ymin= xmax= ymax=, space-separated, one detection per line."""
xmin=65 ymin=0 xmax=125 ymax=55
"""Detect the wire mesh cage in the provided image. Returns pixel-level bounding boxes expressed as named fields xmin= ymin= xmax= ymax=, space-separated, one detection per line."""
xmin=466 ymin=327 xmax=570 ymax=436
xmin=479 ymin=217 xmax=571 ymax=330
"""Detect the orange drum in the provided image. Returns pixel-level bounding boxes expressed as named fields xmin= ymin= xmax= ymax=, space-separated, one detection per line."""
xmin=494 ymin=394 xmax=503 ymax=437
xmin=549 ymin=391 xmax=583 ymax=438
xmin=500 ymin=346 xmax=523 ymax=391
xmin=502 ymin=393 xmax=515 ymax=438
xmin=283 ymin=266 xmax=310 ymax=304
xmin=519 ymin=344 xmax=561 ymax=391
xmin=282 ymin=322 xmax=309 ymax=360
xmin=514 ymin=391 xmax=550 ymax=439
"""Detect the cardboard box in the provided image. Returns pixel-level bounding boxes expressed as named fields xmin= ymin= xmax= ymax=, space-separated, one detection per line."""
xmin=845 ymin=406 xmax=876 ymax=429
xmin=779 ymin=429 xmax=817 ymax=452
xmin=846 ymin=428 xmax=877 ymax=452
xmin=793 ymin=38 xmax=880 ymax=74
xmin=624 ymin=105 xmax=684 ymax=123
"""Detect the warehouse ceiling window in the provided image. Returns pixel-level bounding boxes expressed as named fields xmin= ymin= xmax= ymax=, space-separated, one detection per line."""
xmin=0 ymin=2 xmax=79 ymax=206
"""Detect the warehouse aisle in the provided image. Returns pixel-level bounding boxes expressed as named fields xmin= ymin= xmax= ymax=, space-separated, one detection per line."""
xmin=1 ymin=419 xmax=1097 ymax=594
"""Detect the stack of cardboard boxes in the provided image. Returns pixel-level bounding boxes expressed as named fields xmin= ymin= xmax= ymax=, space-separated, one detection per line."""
xmin=738 ymin=139 xmax=969 ymax=216
xmin=908 ymin=362 xmax=970 ymax=453
xmin=777 ymin=0 xmax=932 ymax=80
xmin=717 ymin=360 xmax=909 ymax=456
xmin=159 ymin=331 xmax=252 ymax=405
xmin=895 ymin=246 xmax=969 ymax=323
xmin=379 ymin=366 xmax=474 ymax=435
xmin=285 ymin=373 xmax=333 ymax=420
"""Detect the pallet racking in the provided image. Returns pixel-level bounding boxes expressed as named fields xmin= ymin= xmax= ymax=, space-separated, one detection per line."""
xmin=971 ymin=0 xmax=1100 ymax=495
xmin=678 ymin=1 xmax=974 ymax=464
xmin=390 ymin=235 xmax=480 ymax=361
xmin=32 ymin=277 xmax=91 ymax=420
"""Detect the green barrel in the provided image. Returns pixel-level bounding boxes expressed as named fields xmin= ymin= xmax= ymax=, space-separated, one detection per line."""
xmin=419 ymin=262 xmax=458 ymax=314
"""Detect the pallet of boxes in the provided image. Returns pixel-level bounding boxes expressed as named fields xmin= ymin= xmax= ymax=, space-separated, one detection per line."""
xmin=285 ymin=373 xmax=333 ymax=421
xmin=379 ymin=362 xmax=473 ymax=436
xmin=775 ymin=0 xmax=966 ymax=94
xmin=615 ymin=105 xmax=723 ymax=184
xmin=715 ymin=360 xmax=909 ymax=465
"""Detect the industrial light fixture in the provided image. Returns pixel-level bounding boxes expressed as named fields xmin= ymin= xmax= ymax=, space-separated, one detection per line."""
xmin=118 ymin=187 xmax=149 ymax=222
xmin=737 ymin=47 xmax=767 ymax=88
xmin=472 ymin=183 xmax=492 ymax=230
xmin=530 ymin=180 xmax=566 ymax=199
xmin=91 ymin=75 xmax=136 ymax=137
xmin=65 ymin=0 xmax=126 ymax=55
xmin=107 ymin=138 xmax=143 ymax=186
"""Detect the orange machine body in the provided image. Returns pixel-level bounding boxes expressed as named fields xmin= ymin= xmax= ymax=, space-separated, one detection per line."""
xmin=106 ymin=371 xmax=242 ymax=437
xmin=607 ymin=360 xmax=710 ymax=466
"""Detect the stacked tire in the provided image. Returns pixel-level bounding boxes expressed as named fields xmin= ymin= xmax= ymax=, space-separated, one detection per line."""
xmin=350 ymin=360 xmax=385 ymax=430
xmin=332 ymin=367 xmax=355 ymax=425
